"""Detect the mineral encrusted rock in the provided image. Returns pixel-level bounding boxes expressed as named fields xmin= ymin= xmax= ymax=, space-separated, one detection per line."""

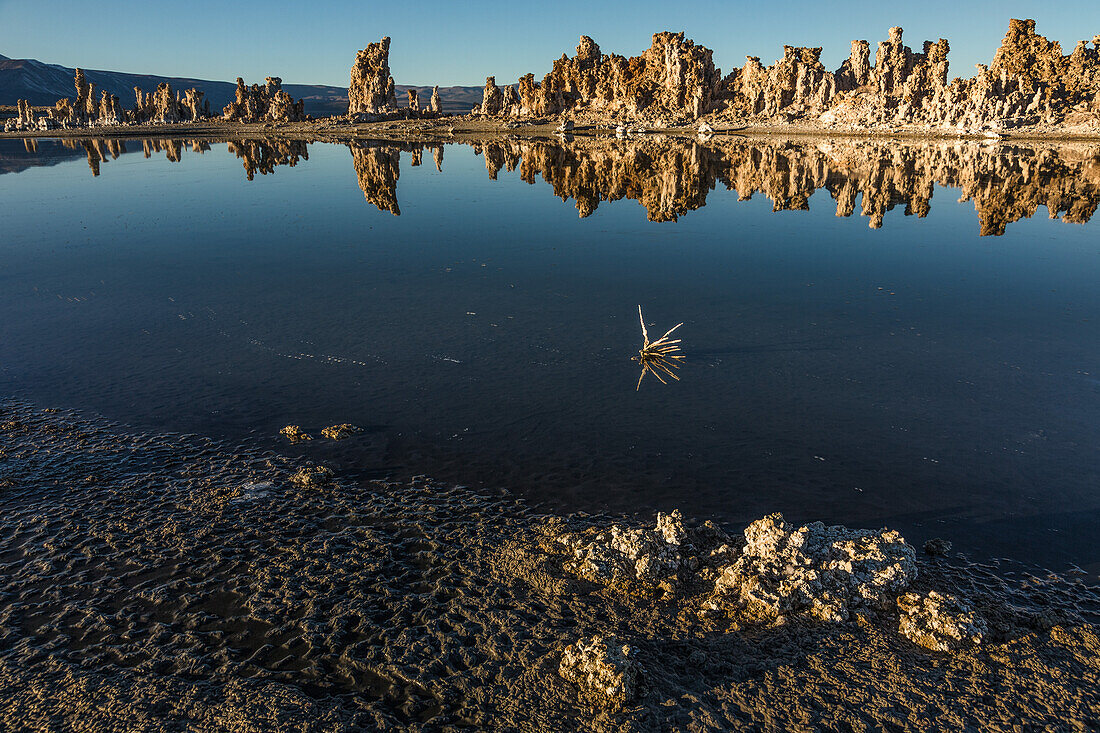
xmin=557 ymin=510 xmax=694 ymax=586
xmin=320 ymin=424 xmax=361 ymax=440
xmin=492 ymin=32 xmax=721 ymax=120
xmin=289 ymin=466 xmax=334 ymax=489
xmin=348 ymin=37 xmax=394 ymax=114
xmin=223 ymin=77 xmax=305 ymax=123
xmin=897 ymin=591 xmax=987 ymax=652
xmin=406 ymin=89 xmax=419 ymax=111
xmin=468 ymin=19 xmax=1098 ymax=131
xmin=279 ymin=425 xmax=312 ymax=443
xmin=430 ymin=86 xmax=442 ymax=113
xmin=480 ymin=77 xmax=504 ymax=115
xmin=558 ymin=635 xmax=638 ymax=709
xmin=923 ymin=538 xmax=953 ymax=556
xmin=702 ymin=512 xmax=916 ymax=624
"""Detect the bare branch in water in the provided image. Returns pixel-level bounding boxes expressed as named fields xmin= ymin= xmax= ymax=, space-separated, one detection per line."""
xmin=635 ymin=306 xmax=684 ymax=390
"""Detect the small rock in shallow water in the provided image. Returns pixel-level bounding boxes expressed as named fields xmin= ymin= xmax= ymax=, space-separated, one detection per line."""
xmin=558 ymin=634 xmax=638 ymax=708
xmin=289 ymin=466 xmax=334 ymax=489
xmin=898 ymin=590 xmax=986 ymax=652
xmin=279 ymin=425 xmax=312 ymax=443
xmin=321 ymin=424 xmax=362 ymax=441
xmin=924 ymin=538 xmax=953 ymax=556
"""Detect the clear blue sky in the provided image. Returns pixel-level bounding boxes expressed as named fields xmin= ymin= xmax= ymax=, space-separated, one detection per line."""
xmin=1 ymin=1 xmax=1098 ymax=87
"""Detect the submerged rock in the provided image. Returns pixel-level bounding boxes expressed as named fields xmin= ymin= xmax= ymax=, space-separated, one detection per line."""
xmin=558 ymin=635 xmax=638 ymax=708
xmin=288 ymin=466 xmax=333 ymax=489
xmin=898 ymin=591 xmax=987 ymax=652
xmin=703 ymin=512 xmax=916 ymax=624
xmin=320 ymin=424 xmax=361 ymax=440
xmin=923 ymin=538 xmax=953 ymax=556
xmin=279 ymin=425 xmax=313 ymax=443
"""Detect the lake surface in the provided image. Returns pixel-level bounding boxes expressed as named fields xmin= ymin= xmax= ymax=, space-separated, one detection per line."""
xmin=2 ymin=135 xmax=1099 ymax=570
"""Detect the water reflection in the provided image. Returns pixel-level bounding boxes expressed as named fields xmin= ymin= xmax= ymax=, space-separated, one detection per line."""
xmin=7 ymin=135 xmax=1100 ymax=234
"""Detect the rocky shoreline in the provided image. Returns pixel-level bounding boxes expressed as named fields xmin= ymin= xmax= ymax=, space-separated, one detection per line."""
xmin=4 ymin=18 xmax=1100 ymax=143
xmin=1 ymin=400 xmax=1098 ymax=730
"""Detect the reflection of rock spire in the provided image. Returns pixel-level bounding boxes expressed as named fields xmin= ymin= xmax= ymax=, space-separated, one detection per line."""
xmin=348 ymin=142 xmax=402 ymax=215
xmin=226 ymin=139 xmax=309 ymax=181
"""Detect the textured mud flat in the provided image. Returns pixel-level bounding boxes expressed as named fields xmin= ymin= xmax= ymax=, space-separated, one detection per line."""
xmin=1 ymin=401 xmax=1099 ymax=731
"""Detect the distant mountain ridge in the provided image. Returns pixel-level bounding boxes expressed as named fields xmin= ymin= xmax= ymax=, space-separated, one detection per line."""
xmin=0 ymin=55 xmax=484 ymax=115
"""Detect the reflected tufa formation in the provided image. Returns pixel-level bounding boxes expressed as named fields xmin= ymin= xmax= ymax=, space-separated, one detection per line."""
xmin=12 ymin=135 xmax=1100 ymax=234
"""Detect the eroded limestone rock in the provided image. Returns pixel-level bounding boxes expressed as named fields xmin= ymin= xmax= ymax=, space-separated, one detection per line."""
xmin=485 ymin=31 xmax=721 ymax=120
xmin=480 ymin=77 xmax=504 ymax=115
xmin=348 ymin=37 xmax=394 ymax=115
xmin=557 ymin=509 xmax=723 ymax=588
xmin=223 ymin=77 xmax=305 ymax=123
xmin=289 ymin=466 xmax=334 ymax=489
xmin=320 ymin=424 xmax=361 ymax=441
xmin=558 ymin=635 xmax=638 ymax=708
xmin=430 ymin=86 xmax=442 ymax=113
xmin=898 ymin=591 xmax=987 ymax=652
xmin=279 ymin=425 xmax=312 ymax=443
xmin=703 ymin=512 xmax=916 ymax=624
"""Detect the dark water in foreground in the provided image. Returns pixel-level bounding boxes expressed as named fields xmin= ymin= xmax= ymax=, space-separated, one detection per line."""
xmin=1 ymin=136 xmax=1099 ymax=570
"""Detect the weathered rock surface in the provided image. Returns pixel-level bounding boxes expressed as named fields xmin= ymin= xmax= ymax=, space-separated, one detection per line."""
xmin=222 ymin=77 xmax=305 ymax=123
xmin=320 ymin=424 xmax=361 ymax=441
xmin=491 ymin=32 xmax=721 ymax=120
xmin=430 ymin=85 xmax=442 ymax=113
xmin=348 ymin=37 xmax=395 ymax=115
xmin=558 ymin=635 xmax=638 ymax=709
xmin=279 ymin=425 xmax=313 ymax=443
xmin=702 ymin=512 xmax=916 ymax=624
xmin=898 ymin=590 xmax=987 ymax=652
xmin=468 ymin=19 xmax=1098 ymax=132
xmin=557 ymin=509 xmax=700 ymax=587
xmin=480 ymin=76 xmax=504 ymax=115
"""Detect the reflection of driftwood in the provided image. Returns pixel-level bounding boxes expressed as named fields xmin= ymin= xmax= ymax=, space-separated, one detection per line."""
xmin=634 ymin=305 xmax=684 ymax=390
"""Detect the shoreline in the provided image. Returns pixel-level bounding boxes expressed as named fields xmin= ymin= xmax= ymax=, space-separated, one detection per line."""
xmin=4 ymin=115 xmax=1100 ymax=144
xmin=1 ymin=398 xmax=1098 ymax=730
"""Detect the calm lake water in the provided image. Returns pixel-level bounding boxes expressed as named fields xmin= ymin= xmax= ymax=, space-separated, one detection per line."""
xmin=2 ymin=135 xmax=1099 ymax=569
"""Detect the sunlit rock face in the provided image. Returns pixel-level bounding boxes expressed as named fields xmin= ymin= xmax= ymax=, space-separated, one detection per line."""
xmin=491 ymin=32 xmax=722 ymax=120
xmin=477 ymin=19 xmax=1097 ymax=130
xmin=222 ymin=77 xmax=306 ymax=123
xmin=348 ymin=37 xmax=395 ymax=115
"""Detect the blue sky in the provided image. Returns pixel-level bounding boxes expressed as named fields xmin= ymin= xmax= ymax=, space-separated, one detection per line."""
xmin=1 ymin=1 xmax=1098 ymax=87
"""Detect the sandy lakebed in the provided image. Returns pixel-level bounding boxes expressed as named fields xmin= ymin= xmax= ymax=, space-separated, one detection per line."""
xmin=1 ymin=400 xmax=1098 ymax=731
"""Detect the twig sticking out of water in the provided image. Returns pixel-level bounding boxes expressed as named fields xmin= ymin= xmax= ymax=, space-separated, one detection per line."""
xmin=635 ymin=305 xmax=684 ymax=390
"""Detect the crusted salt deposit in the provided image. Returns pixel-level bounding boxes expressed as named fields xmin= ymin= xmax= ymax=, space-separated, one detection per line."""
xmin=557 ymin=510 xmax=694 ymax=586
xmin=558 ymin=635 xmax=638 ymax=708
xmin=898 ymin=591 xmax=987 ymax=652
xmin=702 ymin=512 xmax=917 ymax=624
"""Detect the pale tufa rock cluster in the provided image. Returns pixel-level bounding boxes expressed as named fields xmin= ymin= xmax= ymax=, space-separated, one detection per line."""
xmin=557 ymin=509 xmax=700 ymax=587
xmin=897 ymin=590 xmax=988 ymax=652
xmin=222 ymin=77 xmax=305 ymax=123
xmin=558 ymin=634 xmax=638 ymax=709
xmin=465 ymin=19 xmax=1099 ymax=132
xmin=702 ymin=513 xmax=917 ymax=624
